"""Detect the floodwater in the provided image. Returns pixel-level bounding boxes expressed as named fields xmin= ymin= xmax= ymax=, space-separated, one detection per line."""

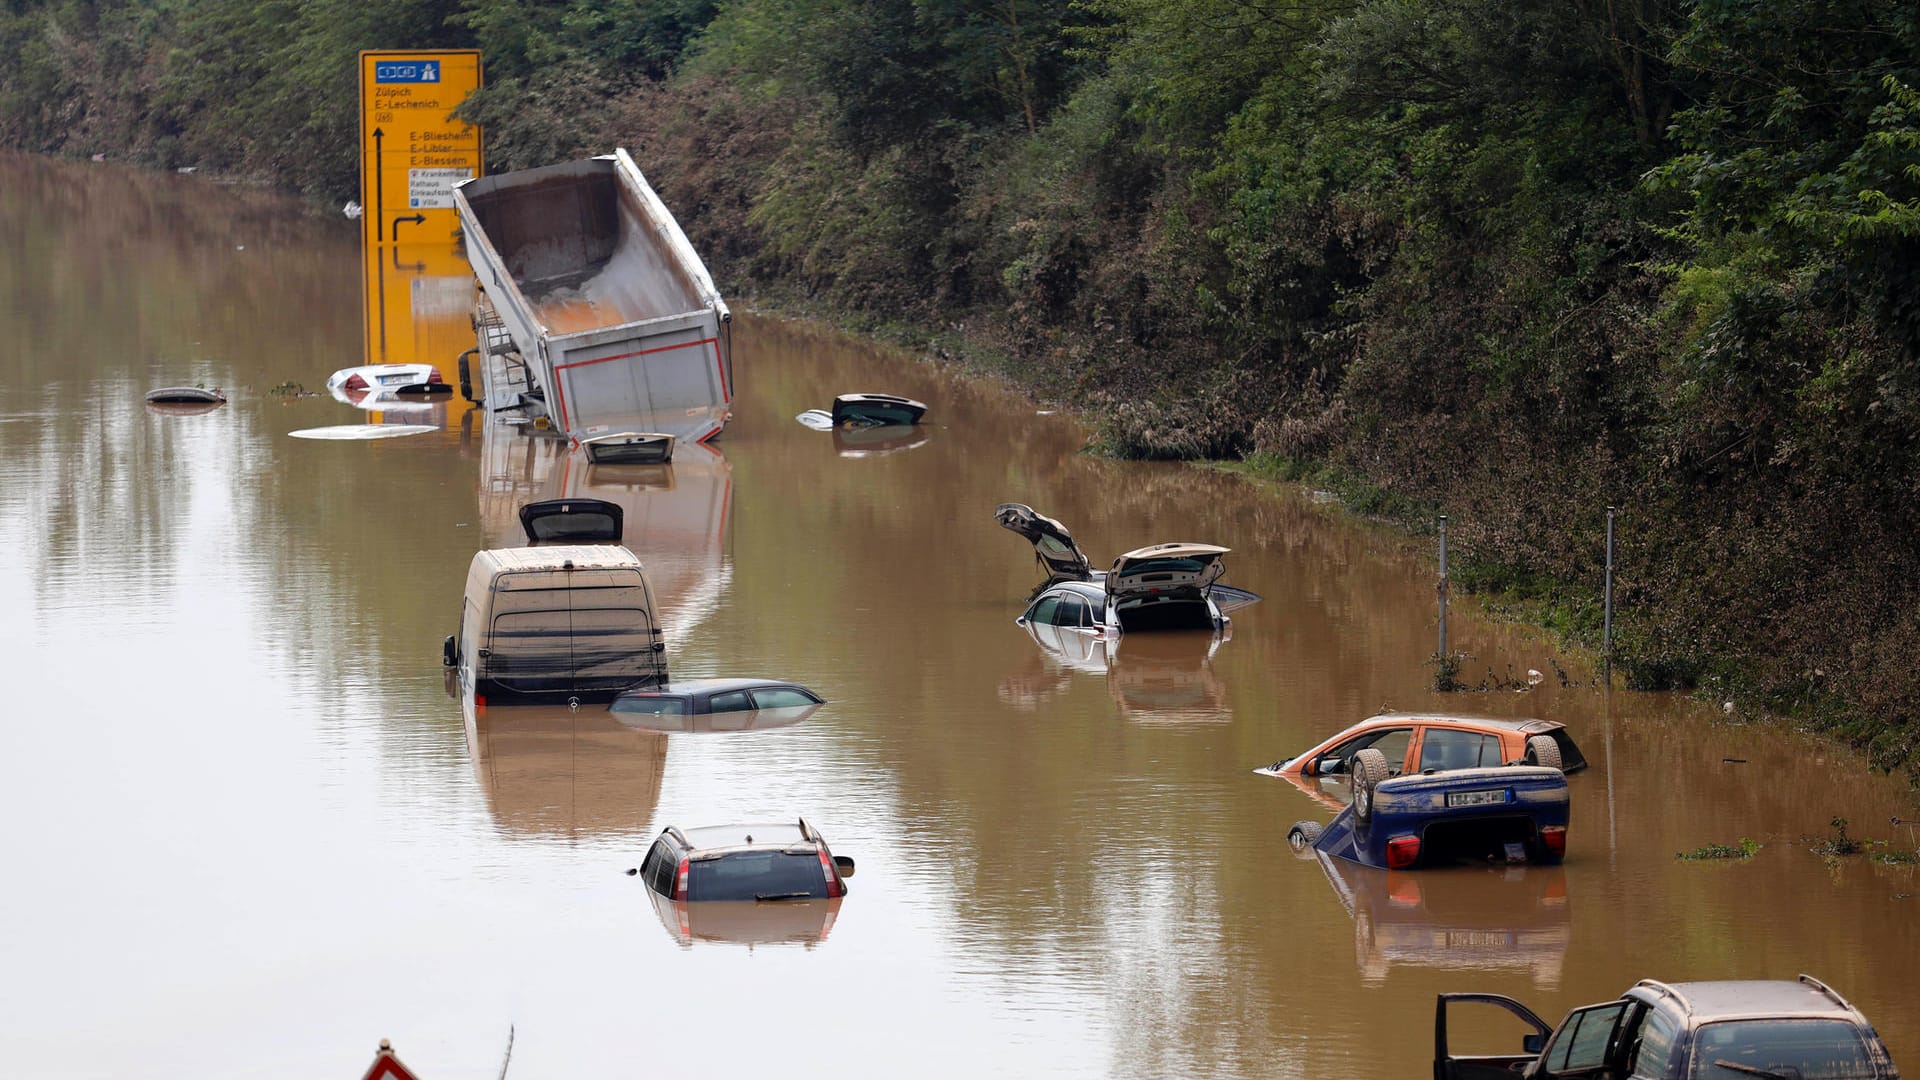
xmin=2 ymin=152 xmax=1914 ymax=1079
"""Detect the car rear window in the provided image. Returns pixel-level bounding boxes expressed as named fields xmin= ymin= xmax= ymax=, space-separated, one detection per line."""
xmin=526 ymin=511 xmax=620 ymax=542
xmin=1690 ymin=1019 xmax=1879 ymax=1079
xmin=688 ymin=851 xmax=829 ymax=901
xmin=611 ymin=695 xmax=688 ymax=716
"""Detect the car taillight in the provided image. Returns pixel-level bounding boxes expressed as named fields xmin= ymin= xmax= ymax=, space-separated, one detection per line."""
xmin=427 ymin=369 xmax=444 ymax=383
xmin=1540 ymin=825 xmax=1567 ymax=858
xmin=673 ymin=857 xmax=689 ymax=900
xmin=343 ymin=373 xmax=368 ymax=391
xmin=1385 ymin=834 xmax=1422 ymax=869
xmin=817 ymin=848 xmax=842 ymax=898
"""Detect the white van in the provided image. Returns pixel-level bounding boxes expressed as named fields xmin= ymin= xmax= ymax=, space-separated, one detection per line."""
xmin=445 ymin=544 xmax=669 ymax=704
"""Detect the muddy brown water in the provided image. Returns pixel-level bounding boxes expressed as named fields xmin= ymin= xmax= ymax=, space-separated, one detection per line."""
xmin=2 ymin=152 xmax=1914 ymax=1078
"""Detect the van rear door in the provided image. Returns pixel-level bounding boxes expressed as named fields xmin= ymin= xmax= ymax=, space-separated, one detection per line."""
xmin=566 ymin=573 xmax=667 ymax=694
xmin=486 ymin=566 xmax=666 ymax=700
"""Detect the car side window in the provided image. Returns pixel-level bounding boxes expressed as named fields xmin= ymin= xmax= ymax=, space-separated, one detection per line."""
xmin=1324 ymin=729 xmax=1412 ymax=772
xmin=750 ymin=687 xmax=819 ymax=708
xmin=1419 ymin=729 xmax=1501 ymax=772
xmin=1543 ymin=1002 xmax=1629 ymax=1075
xmin=1627 ymin=1007 xmax=1679 ymax=1079
xmin=1367 ymin=729 xmax=1412 ymax=773
xmin=1028 ymin=596 xmax=1060 ymax=624
xmin=1047 ymin=595 xmax=1089 ymax=627
xmin=710 ymin=691 xmax=751 ymax=712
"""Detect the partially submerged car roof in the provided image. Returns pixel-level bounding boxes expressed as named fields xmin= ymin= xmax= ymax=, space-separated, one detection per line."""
xmin=1348 ymin=712 xmax=1564 ymax=732
xmin=472 ymin=544 xmax=642 ymax=575
xmin=677 ymin=821 xmax=816 ymax=851
xmin=1629 ymin=976 xmax=1874 ymax=1024
xmin=627 ymin=678 xmax=798 ymax=696
xmin=995 ymin=502 xmax=1093 ymax=584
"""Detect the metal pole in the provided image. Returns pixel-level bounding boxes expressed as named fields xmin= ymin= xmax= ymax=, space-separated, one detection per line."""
xmin=1438 ymin=515 xmax=1449 ymax=660
xmin=1603 ymin=506 xmax=1615 ymax=659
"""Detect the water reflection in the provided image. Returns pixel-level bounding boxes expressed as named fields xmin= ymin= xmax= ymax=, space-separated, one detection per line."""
xmin=1000 ymin=623 xmax=1232 ymax=724
xmin=459 ymin=688 xmax=668 ymax=840
xmin=833 ymin=424 xmax=931 ymax=458
xmin=1313 ymin=855 xmax=1572 ymax=988
xmin=646 ymin=893 xmax=842 ymax=948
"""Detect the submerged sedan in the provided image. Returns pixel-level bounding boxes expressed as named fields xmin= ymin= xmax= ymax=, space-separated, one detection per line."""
xmin=610 ymin=678 xmax=824 ymax=721
xmin=996 ymin=503 xmax=1260 ymax=633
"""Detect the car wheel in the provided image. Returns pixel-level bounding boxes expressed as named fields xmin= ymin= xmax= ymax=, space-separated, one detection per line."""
xmin=1287 ymin=820 xmax=1324 ymax=854
xmin=1350 ymin=748 xmax=1390 ymax=822
xmin=1523 ymin=734 xmax=1563 ymax=772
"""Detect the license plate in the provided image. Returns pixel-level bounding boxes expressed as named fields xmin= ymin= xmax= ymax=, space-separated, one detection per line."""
xmin=379 ymin=373 xmax=413 ymax=385
xmin=1446 ymin=788 xmax=1509 ymax=808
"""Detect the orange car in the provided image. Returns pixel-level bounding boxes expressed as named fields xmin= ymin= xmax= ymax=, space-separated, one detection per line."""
xmin=1256 ymin=713 xmax=1586 ymax=808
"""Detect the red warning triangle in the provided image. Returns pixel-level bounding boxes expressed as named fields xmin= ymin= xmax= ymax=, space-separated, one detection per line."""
xmin=359 ymin=1041 xmax=423 ymax=1080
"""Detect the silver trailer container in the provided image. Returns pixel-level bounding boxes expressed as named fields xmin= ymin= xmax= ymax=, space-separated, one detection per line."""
xmin=453 ymin=149 xmax=732 ymax=444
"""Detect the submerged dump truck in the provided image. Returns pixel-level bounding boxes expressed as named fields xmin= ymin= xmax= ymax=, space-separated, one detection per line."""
xmin=452 ymin=149 xmax=732 ymax=444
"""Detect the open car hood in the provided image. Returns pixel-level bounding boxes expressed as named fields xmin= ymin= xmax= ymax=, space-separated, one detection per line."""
xmin=994 ymin=503 xmax=1093 ymax=584
xmin=1106 ymin=543 xmax=1229 ymax=601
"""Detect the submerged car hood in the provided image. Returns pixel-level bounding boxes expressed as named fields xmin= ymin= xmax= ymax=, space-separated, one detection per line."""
xmin=995 ymin=503 xmax=1093 ymax=584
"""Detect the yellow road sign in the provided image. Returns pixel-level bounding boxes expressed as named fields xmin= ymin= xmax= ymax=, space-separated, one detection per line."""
xmin=357 ymin=50 xmax=483 ymax=380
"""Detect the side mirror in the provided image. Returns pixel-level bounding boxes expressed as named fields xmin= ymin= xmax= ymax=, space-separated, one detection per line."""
xmin=1317 ymin=756 xmax=1347 ymax=776
xmin=833 ymin=855 xmax=856 ymax=878
xmin=442 ymin=635 xmax=457 ymax=667
xmin=1523 ymin=1033 xmax=1546 ymax=1055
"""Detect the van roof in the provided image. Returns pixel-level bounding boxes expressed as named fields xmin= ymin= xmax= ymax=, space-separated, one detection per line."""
xmin=473 ymin=544 xmax=642 ymax=572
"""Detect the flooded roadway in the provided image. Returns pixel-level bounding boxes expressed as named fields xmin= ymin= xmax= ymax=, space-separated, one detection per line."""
xmin=1 ymin=152 xmax=1914 ymax=1078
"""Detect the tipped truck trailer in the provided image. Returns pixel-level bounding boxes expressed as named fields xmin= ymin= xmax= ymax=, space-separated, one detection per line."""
xmin=453 ymin=149 xmax=732 ymax=444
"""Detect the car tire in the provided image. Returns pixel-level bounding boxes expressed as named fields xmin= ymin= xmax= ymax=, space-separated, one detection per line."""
xmin=1351 ymin=748 xmax=1390 ymax=822
xmin=1287 ymin=820 xmax=1324 ymax=854
xmin=1524 ymin=734 xmax=1563 ymax=772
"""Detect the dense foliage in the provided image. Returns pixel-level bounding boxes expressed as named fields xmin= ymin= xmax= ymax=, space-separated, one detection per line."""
xmin=4 ymin=0 xmax=1917 ymax=771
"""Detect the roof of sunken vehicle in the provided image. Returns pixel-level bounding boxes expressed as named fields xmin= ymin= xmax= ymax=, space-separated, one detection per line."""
xmin=1363 ymin=712 xmax=1561 ymax=731
xmin=677 ymin=823 xmax=812 ymax=851
xmin=1635 ymin=978 xmax=1867 ymax=1024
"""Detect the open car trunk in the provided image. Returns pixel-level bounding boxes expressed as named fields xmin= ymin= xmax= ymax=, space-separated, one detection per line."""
xmin=520 ymin=498 xmax=625 ymax=545
xmin=994 ymin=503 xmax=1093 ymax=584
xmin=1108 ymin=544 xmax=1228 ymax=632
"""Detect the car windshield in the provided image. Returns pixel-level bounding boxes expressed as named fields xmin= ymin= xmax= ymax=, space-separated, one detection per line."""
xmin=611 ymin=695 xmax=689 ymax=716
xmin=687 ymin=851 xmax=829 ymax=901
xmin=1690 ymin=1019 xmax=1878 ymax=1079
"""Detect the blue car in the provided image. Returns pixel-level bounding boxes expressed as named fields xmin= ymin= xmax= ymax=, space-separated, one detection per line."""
xmin=1287 ymin=738 xmax=1570 ymax=869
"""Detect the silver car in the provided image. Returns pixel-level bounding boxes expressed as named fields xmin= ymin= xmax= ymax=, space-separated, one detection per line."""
xmin=996 ymin=502 xmax=1260 ymax=634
